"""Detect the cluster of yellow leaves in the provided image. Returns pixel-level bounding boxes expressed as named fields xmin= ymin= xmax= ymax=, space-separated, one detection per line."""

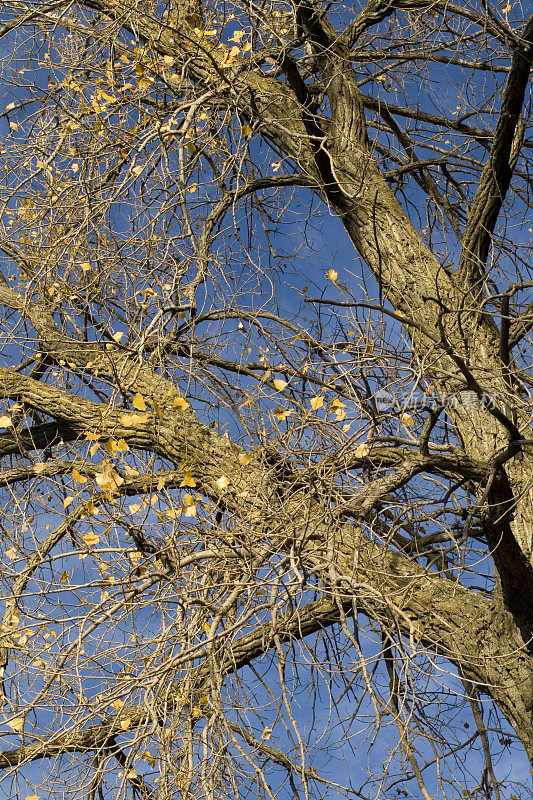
xmin=182 ymin=493 xmax=197 ymax=517
xmin=331 ymin=397 xmax=347 ymax=421
xmin=95 ymin=464 xmax=124 ymax=494
xmin=105 ymin=437 xmax=129 ymax=455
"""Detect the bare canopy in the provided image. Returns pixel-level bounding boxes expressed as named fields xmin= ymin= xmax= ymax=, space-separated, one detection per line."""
xmin=0 ymin=2 xmax=532 ymax=798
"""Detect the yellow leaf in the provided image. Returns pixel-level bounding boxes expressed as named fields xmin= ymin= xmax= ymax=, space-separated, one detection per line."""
xmin=216 ymin=476 xmax=230 ymax=491
xmin=327 ymin=269 xmax=338 ymax=281
xmin=180 ymin=471 xmax=196 ymax=488
xmin=111 ymin=699 xmax=124 ymax=710
xmin=166 ymin=508 xmax=179 ymax=520
xmin=222 ymin=45 xmax=240 ymax=67
xmin=33 ymin=462 xmax=47 ymax=474
xmin=273 ymin=379 xmax=288 ymax=391
xmin=132 ymin=393 xmax=147 ymax=411
xmin=60 ymin=571 xmax=69 ymax=583
xmin=182 ymin=493 xmax=197 ymax=517
xmin=86 ymin=501 xmax=99 ymax=516
xmin=90 ymin=442 xmax=100 ymax=456
xmin=331 ymin=397 xmax=346 ymax=408
xmin=238 ymin=452 xmax=252 ymax=465
xmin=123 ymin=465 xmax=139 ymax=476
xmin=112 ymin=331 xmax=124 ymax=342
xmin=95 ymin=468 xmax=124 ymax=494
xmin=80 ymin=261 xmax=92 ymax=272
xmin=83 ymin=532 xmax=100 ymax=546
xmin=173 ymin=395 xmax=190 ymax=410
xmin=71 ymin=468 xmax=87 ymax=484
xmin=354 ymin=443 xmax=370 ymax=458
xmin=0 ymin=416 xmax=12 ymax=428
xmin=85 ymin=431 xmax=100 ymax=441
xmin=7 ymin=717 xmax=24 ymax=732
xmin=63 ymin=496 xmax=74 ymax=508
xmin=120 ymin=718 xmax=132 ymax=730
xmin=241 ymin=123 xmax=252 ymax=137
xmin=121 ymin=412 xmax=147 ymax=427
xmin=128 ymin=503 xmax=142 ymax=514
xmin=26 ymin=794 xmax=40 ymax=800
xmin=5 ymin=548 xmax=17 ymax=560
xmin=310 ymin=395 xmax=324 ymax=410
xmin=105 ymin=437 xmax=129 ymax=455
xmin=157 ymin=475 xmax=166 ymax=491
xmin=274 ymin=407 xmax=293 ymax=421
xmin=401 ymin=413 xmax=415 ymax=427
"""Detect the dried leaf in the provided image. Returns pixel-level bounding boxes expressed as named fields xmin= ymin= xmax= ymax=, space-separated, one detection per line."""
xmin=83 ymin=532 xmax=100 ymax=546
xmin=71 ymin=468 xmax=87 ymax=484
xmin=173 ymin=395 xmax=190 ymax=410
xmin=180 ymin=471 xmax=196 ymax=488
xmin=132 ymin=392 xmax=147 ymax=411
xmin=121 ymin=412 xmax=147 ymax=427
xmin=95 ymin=468 xmax=124 ymax=494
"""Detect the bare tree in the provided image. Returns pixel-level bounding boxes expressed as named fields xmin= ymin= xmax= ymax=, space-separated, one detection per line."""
xmin=0 ymin=1 xmax=532 ymax=798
